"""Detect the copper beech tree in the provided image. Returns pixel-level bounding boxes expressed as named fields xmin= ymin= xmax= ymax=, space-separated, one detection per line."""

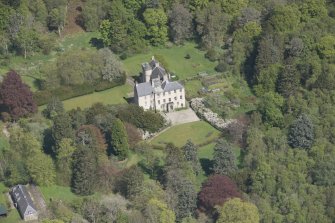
xmin=0 ymin=70 xmax=37 ymax=120
xmin=198 ymin=175 xmax=241 ymax=213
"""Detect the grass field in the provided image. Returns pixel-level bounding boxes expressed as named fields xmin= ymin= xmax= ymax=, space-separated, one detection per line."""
xmin=39 ymin=185 xmax=81 ymax=204
xmin=151 ymin=121 xmax=221 ymax=147
xmin=1 ymin=210 xmax=22 ymax=223
xmin=123 ymin=42 xmax=217 ymax=79
xmin=38 ymin=84 xmax=132 ymax=111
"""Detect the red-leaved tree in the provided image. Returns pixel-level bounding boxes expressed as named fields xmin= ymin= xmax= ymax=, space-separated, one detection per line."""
xmin=0 ymin=70 xmax=37 ymax=120
xmin=198 ymin=175 xmax=241 ymax=213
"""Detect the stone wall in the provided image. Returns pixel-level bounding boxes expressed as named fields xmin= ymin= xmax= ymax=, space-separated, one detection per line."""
xmin=190 ymin=98 xmax=236 ymax=130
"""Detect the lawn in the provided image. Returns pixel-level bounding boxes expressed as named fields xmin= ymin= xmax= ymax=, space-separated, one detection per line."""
xmin=39 ymin=83 xmax=133 ymax=111
xmin=1 ymin=210 xmax=22 ymax=223
xmin=184 ymin=79 xmax=203 ymax=99
xmin=151 ymin=121 xmax=221 ymax=148
xmin=123 ymin=42 xmax=217 ymax=79
xmin=39 ymin=185 xmax=81 ymax=204
xmin=0 ymin=183 xmax=8 ymax=205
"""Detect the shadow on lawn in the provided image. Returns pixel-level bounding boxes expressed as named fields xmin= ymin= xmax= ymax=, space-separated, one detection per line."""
xmin=200 ymin=158 xmax=213 ymax=176
xmin=89 ymin=38 xmax=104 ymax=49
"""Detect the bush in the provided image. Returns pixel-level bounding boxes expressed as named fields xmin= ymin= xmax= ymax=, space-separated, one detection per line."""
xmin=215 ymin=62 xmax=229 ymax=72
xmin=205 ymin=48 xmax=219 ymax=62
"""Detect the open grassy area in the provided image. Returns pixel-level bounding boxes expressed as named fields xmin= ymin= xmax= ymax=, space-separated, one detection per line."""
xmin=38 ymin=84 xmax=133 ymax=111
xmin=151 ymin=121 xmax=221 ymax=148
xmin=39 ymin=185 xmax=80 ymax=204
xmin=1 ymin=210 xmax=22 ymax=223
xmin=184 ymin=79 xmax=203 ymax=99
xmin=123 ymin=42 xmax=217 ymax=79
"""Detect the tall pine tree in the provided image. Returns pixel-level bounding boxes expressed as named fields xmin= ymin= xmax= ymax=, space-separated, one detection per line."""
xmin=212 ymin=139 xmax=237 ymax=175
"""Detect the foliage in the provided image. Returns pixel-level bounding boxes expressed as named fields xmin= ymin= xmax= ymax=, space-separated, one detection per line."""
xmin=198 ymin=175 xmax=241 ymax=213
xmin=117 ymin=104 xmax=165 ymax=133
xmin=217 ymin=198 xmax=260 ymax=223
xmin=196 ymin=2 xmax=230 ymax=49
xmin=26 ymin=151 xmax=55 ymax=186
xmin=143 ymin=8 xmax=168 ymax=46
xmin=110 ymin=118 xmax=129 ymax=160
xmin=288 ymin=114 xmax=314 ymax=149
xmin=71 ymin=146 xmax=97 ymax=195
xmin=117 ymin=166 xmax=144 ymax=199
xmin=145 ymin=198 xmax=176 ymax=223
xmin=0 ymin=70 xmax=37 ymax=120
xmin=212 ymin=139 xmax=237 ymax=176
xmin=182 ymin=140 xmax=201 ymax=175
xmin=51 ymin=113 xmax=74 ymax=151
xmin=258 ymin=92 xmax=284 ymax=127
xmin=43 ymin=97 xmax=64 ymax=119
xmin=99 ymin=1 xmax=146 ymax=53
xmin=169 ymin=3 xmax=193 ymax=44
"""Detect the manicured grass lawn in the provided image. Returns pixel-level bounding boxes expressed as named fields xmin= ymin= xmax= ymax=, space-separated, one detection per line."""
xmin=151 ymin=121 xmax=221 ymax=148
xmin=39 ymin=185 xmax=80 ymax=204
xmin=57 ymin=84 xmax=132 ymax=111
xmin=123 ymin=42 xmax=217 ymax=79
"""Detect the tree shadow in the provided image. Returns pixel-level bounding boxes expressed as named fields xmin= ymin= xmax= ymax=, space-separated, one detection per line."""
xmin=89 ymin=38 xmax=104 ymax=49
xmin=132 ymin=74 xmax=142 ymax=83
xmin=123 ymin=96 xmax=134 ymax=104
xmin=200 ymin=158 xmax=213 ymax=176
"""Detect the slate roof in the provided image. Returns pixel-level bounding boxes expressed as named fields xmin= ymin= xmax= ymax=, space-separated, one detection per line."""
xmin=151 ymin=66 xmax=166 ymax=80
xmin=141 ymin=62 xmax=151 ymax=71
xmin=149 ymin=59 xmax=159 ymax=68
xmin=10 ymin=185 xmax=37 ymax=218
xmin=136 ymin=82 xmax=153 ymax=97
xmin=161 ymin=80 xmax=184 ymax=92
xmin=136 ymin=80 xmax=183 ymax=97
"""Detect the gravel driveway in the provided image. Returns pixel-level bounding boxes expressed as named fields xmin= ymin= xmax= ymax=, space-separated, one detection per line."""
xmin=164 ymin=108 xmax=200 ymax=125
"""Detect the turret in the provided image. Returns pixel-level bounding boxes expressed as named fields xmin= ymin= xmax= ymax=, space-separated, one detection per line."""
xmin=141 ymin=62 xmax=152 ymax=82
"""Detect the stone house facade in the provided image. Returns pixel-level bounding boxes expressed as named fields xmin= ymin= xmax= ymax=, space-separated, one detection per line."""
xmin=134 ymin=57 xmax=186 ymax=112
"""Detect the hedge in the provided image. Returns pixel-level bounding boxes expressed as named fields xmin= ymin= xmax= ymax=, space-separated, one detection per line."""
xmin=34 ymin=75 xmax=126 ymax=106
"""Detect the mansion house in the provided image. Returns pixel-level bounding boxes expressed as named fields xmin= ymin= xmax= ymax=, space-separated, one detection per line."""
xmin=134 ymin=57 xmax=186 ymax=112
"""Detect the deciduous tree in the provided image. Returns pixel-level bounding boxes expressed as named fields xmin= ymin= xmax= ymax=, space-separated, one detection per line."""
xmin=198 ymin=175 xmax=241 ymax=213
xmin=169 ymin=3 xmax=193 ymax=44
xmin=217 ymin=198 xmax=260 ymax=223
xmin=143 ymin=8 xmax=168 ymax=46
xmin=0 ymin=70 xmax=37 ymax=120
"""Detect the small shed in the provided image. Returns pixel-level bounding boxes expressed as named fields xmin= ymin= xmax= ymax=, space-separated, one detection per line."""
xmin=0 ymin=204 xmax=7 ymax=217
